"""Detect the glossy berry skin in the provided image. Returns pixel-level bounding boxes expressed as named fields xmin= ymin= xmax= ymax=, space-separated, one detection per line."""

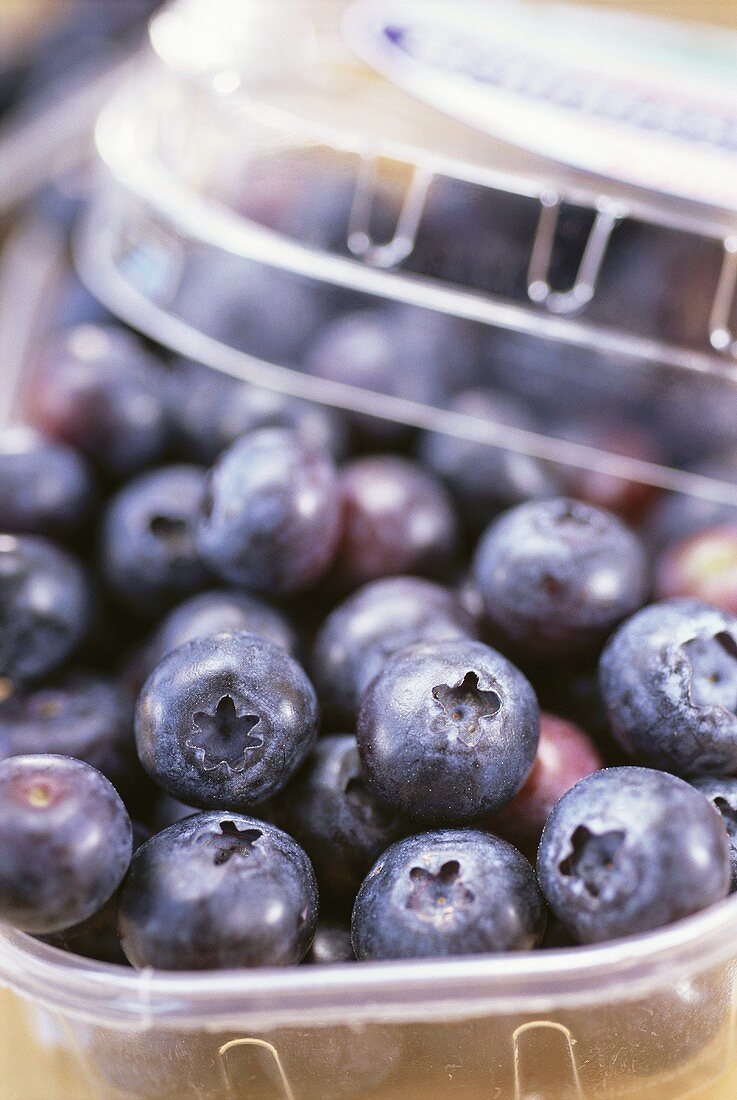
xmin=333 ymin=456 xmax=459 ymax=589
xmin=419 ymin=388 xmax=561 ymax=529
xmin=486 ymin=713 xmax=603 ymax=858
xmin=31 ymin=325 xmax=170 ymax=479
xmin=357 ymin=639 xmax=539 ymax=824
xmin=311 ymin=576 xmax=478 ymax=728
xmin=196 ymin=428 xmax=343 ymax=595
xmin=600 ymin=599 xmax=737 ymax=776
xmin=655 ymin=525 xmax=737 ymax=613
xmin=0 ymin=535 xmax=92 ymax=683
xmin=473 ymin=497 xmax=649 ymax=661
xmin=42 ymin=819 xmax=151 ymax=964
xmin=135 ymin=632 xmax=319 ymax=810
xmin=276 ymin=734 xmax=407 ymax=912
xmin=0 ymin=672 xmax=138 ymax=797
xmin=171 ymin=360 xmax=349 ymax=464
xmin=691 ymin=777 xmax=737 ymax=892
xmin=537 ymin=767 xmax=730 ymax=944
xmin=0 ymin=425 xmax=93 ymax=538
xmin=308 ymin=922 xmax=355 ymax=964
xmin=352 ymin=829 xmax=546 ymax=960
xmin=141 ymin=588 xmax=297 ymax=682
xmin=0 ymin=755 xmax=132 ymax=933
xmin=100 ymin=464 xmax=210 ymax=616
xmin=118 ymin=812 xmax=318 ymax=970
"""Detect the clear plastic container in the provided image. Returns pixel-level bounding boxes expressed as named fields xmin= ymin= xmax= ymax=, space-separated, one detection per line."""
xmin=4 ymin=2 xmax=737 ymax=1097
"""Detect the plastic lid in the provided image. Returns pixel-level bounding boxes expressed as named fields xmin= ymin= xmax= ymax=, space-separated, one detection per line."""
xmin=345 ymin=0 xmax=737 ymax=211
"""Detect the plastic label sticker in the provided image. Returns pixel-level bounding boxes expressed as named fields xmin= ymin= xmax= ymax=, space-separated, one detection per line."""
xmin=344 ymin=0 xmax=737 ymax=210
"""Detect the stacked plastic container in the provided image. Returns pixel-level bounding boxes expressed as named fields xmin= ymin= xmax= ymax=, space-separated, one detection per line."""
xmin=3 ymin=0 xmax=737 ymax=1096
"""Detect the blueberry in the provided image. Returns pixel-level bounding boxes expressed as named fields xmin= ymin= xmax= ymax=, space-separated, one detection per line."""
xmin=655 ymin=524 xmax=737 ymax=613
xmin=307 ymin=921 xmax=355 ymax=964
xmin=556 ymin=419 xmax=661 ymax=522
xmin=537 ymin=766 xmax=730 ymax=944
xmin=642 ymin=453 xmax=737 ymax=554
xmin=175 ymin=254 xmax=328 ymax=365
xmin=486 ymin=713 xmax=603 ymax=858
xmin=41 ymin=819 xmax=151 ymax=964
xmin=357 ymin=639 xmax=539 ymax=824
xmin=657 ymin=373 xmax=737 ymax=465
xmin=691 ymin=777 xmax=737 ymax=892
xmin=305 ymin=305 xmax=467 ymax=448
xmin=0 ymin=425 xmax=94 ymax=538
xmin=31 ymin=325 xmax=170 ymax=478
xmin=196 ymin=429 xmax=343 ymax=595
xmin=0 ymin=534 xmax=92 ymax=683
xmin=118 ymin=812 xmax=318 ymax=969
xmin=403 ymin=176 xmax=537 ymax=298
xmin=599 ymin=598 xmax=737 ymax=775
xmin=135 ymin=632 xmax=319 ymax=809
xmin=473 ymin=497 xmax=649 ymax=661
xmin=41 ymin=894 xmax=127 ymax=965
xmin=276 ymin=734 xmax=407 ymax=913
xmin=0 ymin=755 xmax=132 ymax=933
xmin=419 ymin=388 xmax=561 ymax=529
xmin=0 ymin=671 xmax=139 ymax=797
xmin=311 ymin=576 xmax=478 ymax=728
xmin=141 ymin=588 xmax=298 ymax=682
xmin=333 ymin=456 xmax=459 ymax=589
xmin=171 ymin=360 xmax=349 ymax=464
xmin=100 ymin=464 xmax=210 ymax=616
xmin=351 ymin=829 xmax=546 ymax=959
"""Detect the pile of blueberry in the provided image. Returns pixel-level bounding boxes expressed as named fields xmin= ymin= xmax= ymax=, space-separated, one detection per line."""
xmin=0 ymin=312 xmax=737 ymax=973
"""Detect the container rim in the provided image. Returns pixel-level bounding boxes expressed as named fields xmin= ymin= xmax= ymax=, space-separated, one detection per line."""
xmin=2 ymin=894 xmax=737 ymax=1028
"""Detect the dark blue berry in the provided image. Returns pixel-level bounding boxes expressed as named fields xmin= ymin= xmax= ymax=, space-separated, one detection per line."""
xmin=419 ymin=388 xmax=561 ymax=529
xmin=691 ymin=777 xmax=737 ymax=892
xmin=0 ymin=671 xmax=138 ymax=797
xmin=305 ymin=305 xmax=468 ymax=447
xmin=276 ymin=734 xmax=407 ymax=913
xmin=642 ymin=453 xmax=737 ymax=555
xmin=171 ymin=360 xmax=349 ymax=464
xmin=41 ymin=819 xmax=151 ymax=964
xmin=100 ymin=464 xmax=210 ymax=616
xmin=473 ymin=497 xmax=649 ymax=660
xmin=118 ymin=812 xmax=318 ymax=969
xmin=307 ymin=921 xmax=355 ymax=964
xmin=135 ymin=632 xmax=319 ymax=810
xmin=311 ymin=576 xmax=478 ymax=728
xmin=0 ymin=534 xmax=92 ymax=683
xmin=0 ymin=425 xmax=94 ymax=538
xmin=32 ymin=325 xmax=170 ymax=478
xmin=141 ymin=588 xmax=298 ymax=681
xmin=537 ymin=766 xmax=730 ymax=944
xmin=0 ymin=755 xmax=132 ymax=933
xmin=352 ymin=829 xmax=546 ymax=959
xmin=334 ymin=456 xmax=459 ymax=589
xmin=197 ymin=429 xmax=342 ymax=594
xmin=176 ymin=255 xmax=328 ymax=365
xmin=599 ymin=599 xmax=737 ymax=775
xmin=357 ymin=639 xmax=539 ymax=824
